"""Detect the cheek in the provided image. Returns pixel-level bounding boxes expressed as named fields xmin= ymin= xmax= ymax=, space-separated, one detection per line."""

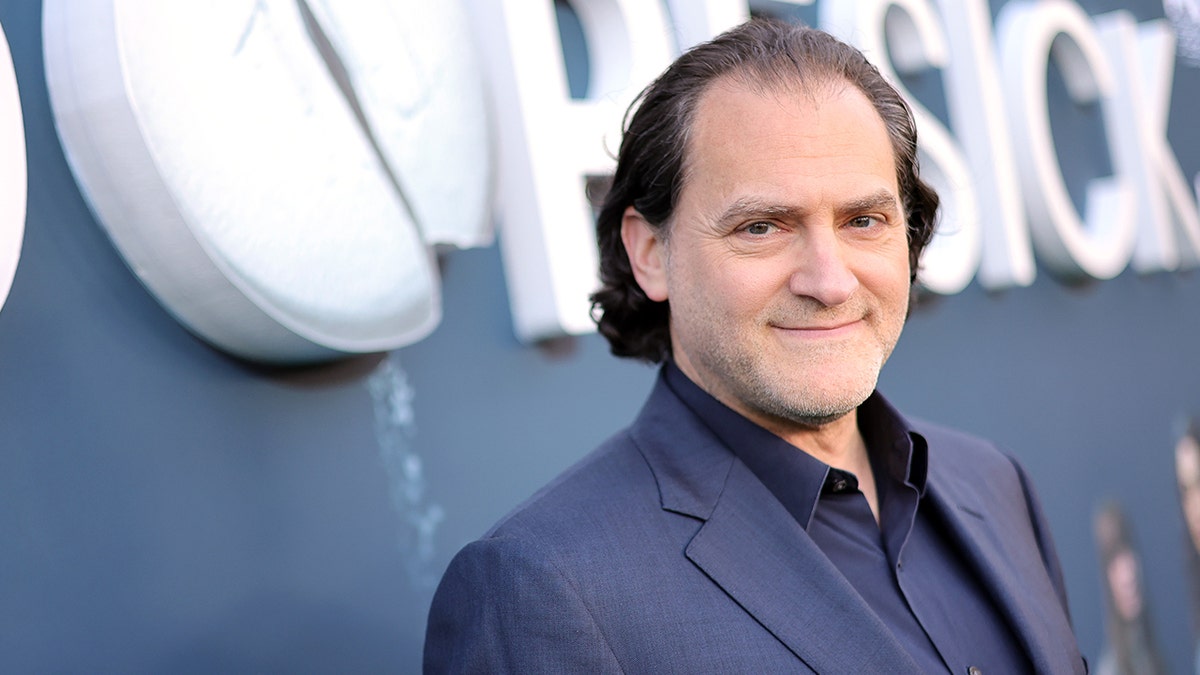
xmin=676 ymin=254 xmax=785 ymax=310
xmin=862 ymin=258 xmax=912 ymax=309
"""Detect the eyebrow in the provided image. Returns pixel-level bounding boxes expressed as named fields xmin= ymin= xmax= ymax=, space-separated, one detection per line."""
xmin=716 ymin=199 xmax=801 ymax=224
xmin=841 ymin=189 xmax=902 ymax=215
xmin=716 ymin=189 xmax=901 ymax=224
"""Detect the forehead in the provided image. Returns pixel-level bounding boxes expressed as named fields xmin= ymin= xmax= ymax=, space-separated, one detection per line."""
xmin=681 ymin=75 xmax=898 ymax=200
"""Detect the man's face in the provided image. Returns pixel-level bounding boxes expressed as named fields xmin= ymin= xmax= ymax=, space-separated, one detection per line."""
xmin=629 ymin=77 xmax=911 ymax=435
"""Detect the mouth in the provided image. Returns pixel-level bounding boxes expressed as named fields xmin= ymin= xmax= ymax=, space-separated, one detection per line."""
xmin=770 ymin=318 xmax=865 ymax=338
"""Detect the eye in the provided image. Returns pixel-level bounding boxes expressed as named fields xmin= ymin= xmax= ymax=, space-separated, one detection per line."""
xmin=847 ymin=215 xmax=881 ymax=229
xmin=743 ymin=221 xmax=776 ymax=236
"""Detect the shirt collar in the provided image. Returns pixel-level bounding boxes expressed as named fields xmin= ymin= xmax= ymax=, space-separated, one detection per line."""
xmin=663 ymin=362 xmax=927 ymax=529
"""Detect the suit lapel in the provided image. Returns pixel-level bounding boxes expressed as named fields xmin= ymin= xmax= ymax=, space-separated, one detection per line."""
xmin=684 ymin=460 xmax=924 ymax=674
xmin=926 ymin=473 xmax=1084 ymax=675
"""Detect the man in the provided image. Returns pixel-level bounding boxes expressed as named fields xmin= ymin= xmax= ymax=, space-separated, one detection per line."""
xmin=425 ymin=18 xmax=1084 ymax=674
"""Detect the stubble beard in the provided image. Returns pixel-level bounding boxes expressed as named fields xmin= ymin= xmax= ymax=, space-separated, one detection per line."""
xmin=680 ymin=306 xmax=900 ymax=433
xmin=715 ymin=338 xmax=888 ymax=429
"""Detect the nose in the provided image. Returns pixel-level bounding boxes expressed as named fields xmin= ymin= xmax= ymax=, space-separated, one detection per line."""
xmin=787 ymin=229 xmax=859 ymax=307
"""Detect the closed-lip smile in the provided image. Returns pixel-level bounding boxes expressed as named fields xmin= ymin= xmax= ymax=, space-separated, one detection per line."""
xmin=771 ymin=319 xmax=864 ymax=335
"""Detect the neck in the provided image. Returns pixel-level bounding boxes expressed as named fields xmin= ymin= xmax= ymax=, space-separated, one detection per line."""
xmin=774 ymin=409 xmax=863 ymax=467
xmin=775 ymin=410 xmax=880 ymax=524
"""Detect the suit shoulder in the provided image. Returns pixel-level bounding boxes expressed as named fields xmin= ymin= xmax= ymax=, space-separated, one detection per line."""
xmin=910 ymin=417 xmax=1000 ymax=453
xmin=909 ymin=417 xmax=1016 ymax=468
xmin=483 ymin=428 xmax=660 ymax=541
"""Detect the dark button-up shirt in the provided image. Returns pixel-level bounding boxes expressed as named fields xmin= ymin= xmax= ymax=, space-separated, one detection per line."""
xmin=664 ymin=363 xmax=1030 ymax=674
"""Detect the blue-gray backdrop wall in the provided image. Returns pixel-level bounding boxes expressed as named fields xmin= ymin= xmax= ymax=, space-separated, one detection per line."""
xmin=3 ymin=0 xmax=1200 ymax=672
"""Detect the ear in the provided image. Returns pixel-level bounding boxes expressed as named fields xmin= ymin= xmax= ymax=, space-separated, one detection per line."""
xmin=621 ymin=207 xmax=669 ymax=302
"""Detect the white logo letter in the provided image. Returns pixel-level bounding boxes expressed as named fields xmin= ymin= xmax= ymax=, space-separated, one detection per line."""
xmin=465 ymin=0 xmax=676 ymax=341
xmin=997 ymin=0 xmax=1137 ymax=280
xmin=1096 ymin=11 xmax=1200 ymax=273
xmin=0 ymin=18 xmax=23 ymax=316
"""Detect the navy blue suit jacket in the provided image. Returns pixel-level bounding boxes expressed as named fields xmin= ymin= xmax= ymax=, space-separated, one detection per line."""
xmin=425 ymin=373 xmax=1085 ymax=673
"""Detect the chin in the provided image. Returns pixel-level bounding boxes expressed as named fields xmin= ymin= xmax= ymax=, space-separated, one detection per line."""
xmin=795 ymin=365 xmax=880 ymax=404
xmin=761 ymin=379 xmax=876 ymax=428
xmin=782 ymin=408 xmax=856 ymax=429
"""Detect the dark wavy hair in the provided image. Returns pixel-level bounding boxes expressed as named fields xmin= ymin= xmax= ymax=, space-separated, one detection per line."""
xmin=590 ymin=18 xmax=940 ymax=362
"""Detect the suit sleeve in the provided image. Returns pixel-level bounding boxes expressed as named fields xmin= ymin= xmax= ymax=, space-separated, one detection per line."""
xmin=423 ymin=534 xmax=624 ymax=674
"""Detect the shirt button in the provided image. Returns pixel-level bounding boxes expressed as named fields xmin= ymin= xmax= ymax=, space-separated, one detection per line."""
xmin=967 ymin=667 xmax=983 ymax=675
xmin=832 ymin=478 xmax=848 ymax=492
